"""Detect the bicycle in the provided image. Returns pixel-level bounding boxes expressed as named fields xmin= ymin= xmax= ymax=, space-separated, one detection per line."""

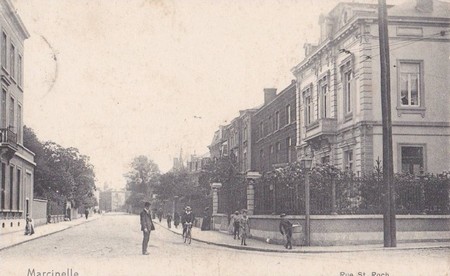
xmin=183 ymin=222 xmax=193 ymax=244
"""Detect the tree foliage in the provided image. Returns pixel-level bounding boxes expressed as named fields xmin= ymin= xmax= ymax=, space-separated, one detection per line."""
xmin=23 ymin=126 xmax=97 ymax=210
xmin=125 ymin=155 xmax=160 ymax=210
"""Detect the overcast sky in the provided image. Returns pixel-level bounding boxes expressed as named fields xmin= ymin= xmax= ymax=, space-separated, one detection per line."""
xmin=12 ymin=0 xmax=408 ymax=189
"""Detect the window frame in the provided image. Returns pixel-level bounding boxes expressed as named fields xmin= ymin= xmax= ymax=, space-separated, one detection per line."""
xmin=396 ymin=59 xmax=425 ymax=117
xmin=340 ymin=58 xmax=353 ymax=120
xmin=1 ymin=31 xmax=7 ymax=73
xmin=343 ymin=149 xmax=354 ymax=171
xmin=398 ymin=143 xmax=427 ymax=174
xmin=319 ymin=74 xmax=331 ymax=119
xmin=286 ymin=104 xmax=291 ymax=125
xmin=10 ymin=42 xmax=15 ymax=82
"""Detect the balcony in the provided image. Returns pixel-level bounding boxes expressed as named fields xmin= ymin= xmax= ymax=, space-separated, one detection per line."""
xmin=0 ymin=128 xmax=18 ymax=162
xmin=304 ymin=118 xmax=337 ymax=142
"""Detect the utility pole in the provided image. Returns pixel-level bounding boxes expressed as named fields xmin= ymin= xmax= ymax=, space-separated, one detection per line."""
xmin=378 ymin=0 xmax=396 ymax=247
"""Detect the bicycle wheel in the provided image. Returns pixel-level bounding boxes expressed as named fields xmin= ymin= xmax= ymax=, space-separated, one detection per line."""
xmin=187 ymin=229 xmax=192 ymax=244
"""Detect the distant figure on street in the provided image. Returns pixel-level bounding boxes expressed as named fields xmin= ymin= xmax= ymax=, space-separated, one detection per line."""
xmin=230 ymin=211 xmax=240 ymax=239
xmin=239 ymin=210 xmax=250 ymax=246
xmin=140 ymin=202 xmax=155 ymax=255
xmin=24 ymin=214 xmax=35 ymax=235
xmin=181 ymin=206 xmax=195 ymax=238
xmin=174 ymin=212 xmax=180 ymax=229
xmin=201 ymin=207 xmax=211 ymax=231
xmin=66 ymin=207 xmax=72 ymax=221
xmin=279 ymin=213 xmax=293 ymax=249
xmin=157 ymin=208 xmax=163 ymax=223
xmin=166 ymin=213 xmax=172 ymax=228
xmin=85 ymin=209 xmax=89 ymax=219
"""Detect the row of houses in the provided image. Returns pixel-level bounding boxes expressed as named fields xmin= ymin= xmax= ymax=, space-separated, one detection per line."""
xmin=0 ymin=0 xmax=36 ymax=233
xmin=207 ymin=0 xmax=450 ymax=177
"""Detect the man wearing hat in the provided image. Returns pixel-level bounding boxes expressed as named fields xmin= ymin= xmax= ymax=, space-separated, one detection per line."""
xmin=279 ymin=213 xmax=293 ymax=249
xmin=140 ymin=202 xmax=155 ymax=255
xmin=181 ymin=206 xmax=195 ymax=238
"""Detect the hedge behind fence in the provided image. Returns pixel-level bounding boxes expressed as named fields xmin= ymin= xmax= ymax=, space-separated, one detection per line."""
xmin=253 ymin=163 xmax=450 ymax=215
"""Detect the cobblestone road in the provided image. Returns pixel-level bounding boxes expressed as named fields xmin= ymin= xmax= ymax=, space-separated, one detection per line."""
xmin=1 ymin=214 xmax=448 ymax=276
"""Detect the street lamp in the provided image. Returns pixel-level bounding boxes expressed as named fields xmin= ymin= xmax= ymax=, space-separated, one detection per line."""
xmin=300 ymin=157 xmax=313 ymax=246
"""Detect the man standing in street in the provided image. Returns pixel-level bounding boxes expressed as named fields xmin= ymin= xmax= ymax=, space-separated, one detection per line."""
xmin=279 ymin=213 xmax=293 ymax=249
xmin=140 ymin=202 xmax=154 ymax=255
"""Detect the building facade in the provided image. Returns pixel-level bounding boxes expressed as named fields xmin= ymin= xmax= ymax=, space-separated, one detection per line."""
xmin=0 ymin=0 xmax=35 ymax=234
xmin=292 ymin=0 xmax=450 ymax=175
xmin=99 ymin=189 xmax=128 ymax=212
xmin=252 ymin=82 xmax=297 ymax=172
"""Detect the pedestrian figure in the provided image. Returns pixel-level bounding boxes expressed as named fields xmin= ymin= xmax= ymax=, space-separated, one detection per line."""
xmin=157 ymin=208 xmax=163 ymax=223
xmin=140 ymin=202 xmax=155 ymax=255
xmin=166 ymin=213 xmax=172 ymax=228
xmin=201 ymin=207 xmax=210 ymax=231
xmin=279 ymin=213 xmax=293 ymax=249
xmin=230 ymin=211 xmax=240 ymax=239
xmin=240 ymin=210 xmax=250 ymax=246
xmin=85 ymin=209 xmax=89 ymax=219
xmin=174 ymin=212 xmax=180 ymax=229
xmin=181 ymin=206 xmax=195 ymax=238
xmin=24 ymin=214 xmax=35 ymax=235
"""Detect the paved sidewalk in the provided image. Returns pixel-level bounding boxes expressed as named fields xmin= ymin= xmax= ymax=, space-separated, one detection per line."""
xmin=155 ymin=221 xmax=450 ymax=253
xmin=0 ymin=214 xmax=101 ymax=251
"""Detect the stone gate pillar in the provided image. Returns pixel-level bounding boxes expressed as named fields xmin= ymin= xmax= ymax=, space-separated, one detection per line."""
xmin=247 ymin=180 xmax=255 ymax=215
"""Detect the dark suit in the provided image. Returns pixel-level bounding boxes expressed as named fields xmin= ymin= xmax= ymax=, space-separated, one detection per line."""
xmin=279 ymin=218 xmax=293 ymax=249
xmin=140 ymin=209 xmax=154 ymax=254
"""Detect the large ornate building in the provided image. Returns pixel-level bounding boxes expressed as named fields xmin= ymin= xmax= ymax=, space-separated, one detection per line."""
xmin=0 ymin=0 xmax=35 ymax=233
xmin=292 ymin=0 xmax=450 ymax=175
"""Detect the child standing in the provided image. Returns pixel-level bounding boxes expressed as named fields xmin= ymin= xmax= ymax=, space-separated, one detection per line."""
xmin=239 ymin=210 xmax=250 ymax=246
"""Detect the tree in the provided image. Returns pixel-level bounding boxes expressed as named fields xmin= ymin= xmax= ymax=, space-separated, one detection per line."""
xmin=23 ymin=126 xmax=98 ymax=211
xmin=125 ymin=155 xmax=160 ymax=211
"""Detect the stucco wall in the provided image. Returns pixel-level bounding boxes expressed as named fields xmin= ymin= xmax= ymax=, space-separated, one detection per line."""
xmin=213 ymin=214 xmax=450 ymax=246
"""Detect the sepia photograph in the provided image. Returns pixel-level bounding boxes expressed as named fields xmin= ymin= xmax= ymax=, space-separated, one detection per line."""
xmin=0 ymin=0 xmax=449 ymax=275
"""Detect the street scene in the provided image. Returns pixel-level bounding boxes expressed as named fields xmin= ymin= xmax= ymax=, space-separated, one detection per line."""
xmin=1 ymin=213 xmax=449 ymax=276
xmin=0 ymin=0 xmax=449 ymax=275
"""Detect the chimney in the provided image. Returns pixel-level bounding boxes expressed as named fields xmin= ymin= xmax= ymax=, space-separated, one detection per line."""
xmin=416 ymin=0 xmax=433 ymax=12
xmin=264 ymin=88 xmax=277 ymax=105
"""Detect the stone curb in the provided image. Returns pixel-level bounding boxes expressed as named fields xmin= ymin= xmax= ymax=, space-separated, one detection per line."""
xmin=0 ymin=216 xmax=101 ymax=252
xmin=154 ymin=221 xmax=450 ymax=254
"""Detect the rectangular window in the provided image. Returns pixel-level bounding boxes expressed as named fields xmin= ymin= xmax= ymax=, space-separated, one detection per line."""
xmin=344 ymin=150 xmax=353 ymax=171
xmin=17 ymin=168 xmax=21 ymax=210
xmin=321 ymin=155 xmax=330 ymax=164
xmin=259 ymin=149 xmax=264 ymax=171
xmin=286 ymin=105 xmax=291 ymax=125
xmin=320 ymin=78 xmax=330 ymax=118
xmin=243 ymin=125 xmax=248 ymax=141
xmin=275 ymin=111 xmax=280 ymax=130
xmin=344 ymin=70 xmax=352 ymax=114
xmin=243 ymin=148 xmax=247 ymax=172
xmin=400 ymin=62 xmax=420 ymax=106
xmin=0 ymin=163 xmax=5 ymax=209
xmin=401 ymin=146 xmax=424 ymax=174
xmin=1 ymin=32 xmax=6 ymax=70
xmin=305 ymin=95 xmax=312 ymax=125
xmin=276 ymin=142 xmax=281 ymax=164
xmin=269 ymin=145 xmax=274 ymax=165
xmin=1 ymin=89 xmax=6 ymax=128
xmin=259 ymin=122 xmax=264 ymax=138
xmin=286 ymin=137 xmax=292 ymax=163
xmin=268 ymin=116 xmax=272 ymax=133
xmin=10 ymin=43 xmax=15 ymax=79
xmin=9 ymin=97 xmax=14 ymax=129
xmin=9 ymin=165 xmax=13 ymax=210
xmin=18 ymin=55 xmax=23 ymax=87
xmin=17 ymin=105 xmax=22 ymax=143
